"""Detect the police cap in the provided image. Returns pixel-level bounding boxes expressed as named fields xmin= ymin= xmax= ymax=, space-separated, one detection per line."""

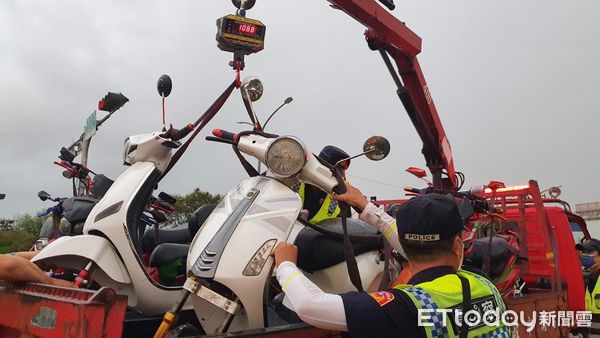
xmin=396 ymin=193 xmax=463 ymax=242
xmin=319 ymin=145 xmax=350 ymax=168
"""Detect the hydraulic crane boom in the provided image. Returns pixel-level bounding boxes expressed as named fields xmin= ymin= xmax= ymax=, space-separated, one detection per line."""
xmin=327 ymin=0 xmax=457 ymax=189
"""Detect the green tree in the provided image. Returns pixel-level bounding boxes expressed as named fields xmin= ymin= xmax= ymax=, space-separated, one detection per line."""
xmin=0 ymin=229 xmax=37 ymax=252
xmin=169 ymin=189 xmax=222 ymax=226
xmin=14 ymin=214 xmax=45 ymax=237
xmin=0 ymin=214 xmax=43 ymax=253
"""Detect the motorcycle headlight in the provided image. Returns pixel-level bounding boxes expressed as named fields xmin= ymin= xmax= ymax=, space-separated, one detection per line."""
xmin=73 ymin=222 xmax=84 ymax=235
xmin=58 ymin=217 xmax=72 ymax=235
xmin=265 ymin=136 xmax=307 ymax=177
xmin=122 ymin=137 xmax=138 ymax=166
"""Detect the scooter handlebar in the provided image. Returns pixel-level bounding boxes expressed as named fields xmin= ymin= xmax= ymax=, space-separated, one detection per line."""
xmin=36 ymin=209 xmax=52 ymax=218
xmin=212 ymin=129 xmax=238 ymax=142
xmin=404 ymin=186 xmax=421 ymax=194
xmin=161 ymin=123 xmax=194 ymax=141
xmin=37 ymin=205 xmax=61 ymax=218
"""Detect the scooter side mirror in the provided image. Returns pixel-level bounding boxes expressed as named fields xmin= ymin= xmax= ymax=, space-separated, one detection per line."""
xmin=240 ymin=77 xmax=263 ymax=102
xmin=232 ymin=0 xmax=256 ymax=10
xmin=363 ymin=136 xmax=390 ymax=161
xmin=62 ymin=170 xmax=74 ymax=179
xmin=158 ymin=192 xmax=177 ymax=205
xmin=548 ymin=186 xmax=561 ymax=199
xmin=38 ymin=190 xmax=51 ymax=201
xmin=0 ymin=193 xmax=5 ymax=200
xmin=487 ymin=181 xmax=506 ymax=191
xmin=157 ymin=74 xmax=172 ymax=98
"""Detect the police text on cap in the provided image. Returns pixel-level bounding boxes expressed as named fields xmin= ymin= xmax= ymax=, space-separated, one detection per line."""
xmin=404 ymin=233 xmax=441 ymax=241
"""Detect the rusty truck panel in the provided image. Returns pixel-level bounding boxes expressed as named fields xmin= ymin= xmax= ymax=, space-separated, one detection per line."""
xmin=0 ymin=281 xmax=127 ymax=338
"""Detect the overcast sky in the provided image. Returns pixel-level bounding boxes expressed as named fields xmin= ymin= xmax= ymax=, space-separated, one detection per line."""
xmin=1 ymin=1 xmax=599 ymax=229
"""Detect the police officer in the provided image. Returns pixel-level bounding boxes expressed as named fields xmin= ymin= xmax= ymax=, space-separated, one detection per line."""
xmin=294 ymin=145 xmax=350 ymax=223
xmin=577 ymin=239 xmax=600 ymax=313
xmin=272 ymin=184 xmax=509 ymax=337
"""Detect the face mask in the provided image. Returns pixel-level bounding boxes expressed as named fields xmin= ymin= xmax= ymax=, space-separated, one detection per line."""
xmin=581 ymin=255 xmax=595 ymax=269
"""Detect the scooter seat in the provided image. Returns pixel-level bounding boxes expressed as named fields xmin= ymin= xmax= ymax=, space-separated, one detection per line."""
xmin=142 ymin=226 xmax=191 ymax=253
xmin=188 ymin=203 xmax=217 ymax=238
xmin=294 ymin=218 xmax=382 ymax=273
xmin=62 ymin=196 xmax=100 ymax=225
xmin=464 ymin=236 xmax=515 ymax=280
xmin=149 ymin=243 xmax=190 ymax=267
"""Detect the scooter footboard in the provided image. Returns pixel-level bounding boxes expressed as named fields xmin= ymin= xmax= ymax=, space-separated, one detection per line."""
xmin=32 ymin=235 xmax=132 ymax=285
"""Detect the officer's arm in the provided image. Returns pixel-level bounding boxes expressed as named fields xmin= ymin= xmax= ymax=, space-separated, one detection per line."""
xmin=359 ymin=202 xmax=405 ymax=256
xmin=273 ymin=244 xmax=349 ymax=331
xmin=332 ymin=183 xmax=404 ymax=256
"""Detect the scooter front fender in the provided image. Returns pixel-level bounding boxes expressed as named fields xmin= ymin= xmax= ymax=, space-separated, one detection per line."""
xmin=32 ymin=235 xmax=131 ymax=284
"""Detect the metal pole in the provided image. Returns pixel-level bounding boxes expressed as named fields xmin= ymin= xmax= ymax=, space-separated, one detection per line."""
xmin=77 ymin=139 xmax=91 ymax=196
xmin=66 ymin=104 xmax=121 ymax=154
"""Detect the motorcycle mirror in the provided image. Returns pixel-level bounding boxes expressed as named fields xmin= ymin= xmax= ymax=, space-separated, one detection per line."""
xmin=158 ymin=192 xmax=177 ymax=205
xmin=157 ymin=74 xmax=172 ymax=131
xmin=486 ymin=181 xmax=506 ymax=191
xmin=363 ymin=136 xmax=390 ymax=161
xmin=333 ymin=136 xmax=390 ymax=168
xmin=59 ymin=147 xmax=76 ymax=163
xmin=157 ymin=74 xmax=172 ymax=98
xmin=548 ymin=186 xmax=562 ymax=199
xmin=0 ymin=193 xmax=5 ymax=200
xmin=38 ymin=190 xmax=51 ymax=201
xmin=62 ymin=170 xmax=74 ymax=179
xmin=240 ymin=76 xmax=263 ymax=102
xmin=406 ymin=167 xmax=427 ymax=179
xmin=232 ymin=0 xmax=256 ymax=10
xmin=240 ymin=76 xmax=263 ymax=129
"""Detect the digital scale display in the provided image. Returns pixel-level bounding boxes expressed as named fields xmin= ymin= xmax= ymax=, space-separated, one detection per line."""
xmin=216 ymin=15 xmax=266 ymax=54
xmin=238 ymin=23 xmax=257 ymax=35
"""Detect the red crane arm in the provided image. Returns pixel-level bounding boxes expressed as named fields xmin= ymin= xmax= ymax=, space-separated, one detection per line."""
xmin=327 ymin=0 xmax=457 ymax=189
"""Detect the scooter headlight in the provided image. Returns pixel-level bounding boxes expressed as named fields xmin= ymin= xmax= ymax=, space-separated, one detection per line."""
xmin=122 ymin=137 xmax=138 ymax=166
xmin=73 ymin=222 xmax=84 ymax=235
xmin=265 ymin=136 xmax=307 ymax=177
xmin=58 ymin=217 xmax=72 ymax=235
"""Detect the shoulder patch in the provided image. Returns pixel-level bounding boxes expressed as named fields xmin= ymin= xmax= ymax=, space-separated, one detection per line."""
xmin=369 ymin=291 xmax=395 ymax=307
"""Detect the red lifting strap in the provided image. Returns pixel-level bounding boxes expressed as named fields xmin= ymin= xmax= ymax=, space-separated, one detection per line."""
xmin=159 ymin=80 xmax=237 ymax=181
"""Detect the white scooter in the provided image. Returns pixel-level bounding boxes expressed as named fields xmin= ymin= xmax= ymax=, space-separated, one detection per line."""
xmin=32 ymin=75 xmax=237 ymax=315
xmin=156 ymin=77 xmax=395 ymax=335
